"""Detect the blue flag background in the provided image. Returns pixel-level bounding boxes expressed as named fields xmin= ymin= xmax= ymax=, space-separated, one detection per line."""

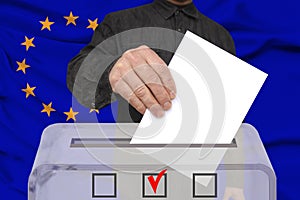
xmin=0 ymin=0 xmax=299 ymax=199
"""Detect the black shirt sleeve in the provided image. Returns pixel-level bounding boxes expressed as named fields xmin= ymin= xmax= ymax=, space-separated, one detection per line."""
xmin=223 ymin=29 xmax=236 ymax=56
xmin=66 ymin=2 xmax=237 ymax=118
xmin=66 ymin=14 xmax=116 ymax=109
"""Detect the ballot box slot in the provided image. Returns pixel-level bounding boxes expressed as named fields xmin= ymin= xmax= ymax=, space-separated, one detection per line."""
xmin=70 ymin=138 xmax=237 ymax=148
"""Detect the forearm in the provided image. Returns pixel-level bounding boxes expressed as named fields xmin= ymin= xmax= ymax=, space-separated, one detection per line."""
xmin=66 ymin=14 xmax=116 ymax=109
xmin=67 ymin=52 xmax=117 ymax=109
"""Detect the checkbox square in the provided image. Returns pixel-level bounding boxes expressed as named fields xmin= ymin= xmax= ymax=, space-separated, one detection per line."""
xmin=92 ymin=173 xmax=117 ymax=198
xmin=142 ymin=173 xmax=167 ymax=198
xmin=193 ymin=173 xmax=217 ymax=198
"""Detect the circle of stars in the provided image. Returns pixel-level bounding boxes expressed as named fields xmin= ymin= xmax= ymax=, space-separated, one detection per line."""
xmin=19 ymin=11 xmax=100 ymax=121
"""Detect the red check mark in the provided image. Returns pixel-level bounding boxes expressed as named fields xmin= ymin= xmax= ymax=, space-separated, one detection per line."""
xmin=147 ymin=169 xmax=167 ymax=193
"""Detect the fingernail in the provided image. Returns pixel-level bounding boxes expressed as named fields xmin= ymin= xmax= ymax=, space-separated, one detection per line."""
xmin=170 ymin=91 xmax=176 ymax=99
xmin=163 ymin=101 xmax=172 ymax=110
xmin=149 ymin=104 xmax=165 ymax=118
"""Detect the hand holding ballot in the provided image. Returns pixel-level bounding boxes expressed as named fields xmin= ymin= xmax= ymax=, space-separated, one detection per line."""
xmin=109 ymin=45 xmax=176 ymax=117
xmin=131 ymin=31 xmax=268 ymax=145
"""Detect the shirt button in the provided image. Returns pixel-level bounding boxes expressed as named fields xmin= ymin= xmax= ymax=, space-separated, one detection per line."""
xmin=177 ymin=28 xmax=182 ymax=32
xmin=175 ymin=10 xmax=180 ymax=16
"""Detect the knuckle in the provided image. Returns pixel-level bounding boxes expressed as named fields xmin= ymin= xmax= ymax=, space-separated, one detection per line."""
xmin=134 ymin=85 xmax=148 ymax=98
xmin=109 ymin=73 xmax=119 ymax=87
xmin=123 ymin=49 xmax=132 ymax=56
xmin=155 ymin=90 xmax=169 ymax=102
xmin=138 ymin=45 xmax=149 ymax=49
xmin=128 ymin=95 xmax=136 ymax=105
xmin=123 ymin=50 xmax=135 ymax=60
xmin=129 ymin=96 xmax=145 ymax=113
xmin=118 ymin=67 xmax=129 ymax=76
xmin=114 ymin=61 xmax=129 ymax=76
xmin=123 ymin=51 xmax=140 ymax=64
xmin=158 ymin=92 xmax=169 ymax=101
xmin=138 ymin=106 xmax=146 ymax=114
xmin=113 ymin=61 xmax=124 ymax=71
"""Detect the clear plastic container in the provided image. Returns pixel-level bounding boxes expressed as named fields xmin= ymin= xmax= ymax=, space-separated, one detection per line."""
xmin=29 ymin=123 xmax=276 ymax=200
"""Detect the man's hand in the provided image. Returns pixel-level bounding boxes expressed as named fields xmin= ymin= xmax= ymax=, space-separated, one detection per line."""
xmin=109 ymin=45 xmax=176 ymax=117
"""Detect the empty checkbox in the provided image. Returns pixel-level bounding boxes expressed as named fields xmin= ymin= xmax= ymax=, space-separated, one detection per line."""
xmin=193 ymin=173 xmax=217 ymax=198
xmin=92 ymin=173 xmax=117 ymax=198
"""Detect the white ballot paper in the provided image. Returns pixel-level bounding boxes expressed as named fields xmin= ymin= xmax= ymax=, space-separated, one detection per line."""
xmin=130 ymin=31 xmax=267 ymax=186
xmin=131 ymin=31 xmax=267 ymax=145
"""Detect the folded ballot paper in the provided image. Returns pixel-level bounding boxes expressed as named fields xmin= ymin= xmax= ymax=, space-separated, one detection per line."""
xmin=130 ymin=31 xmax=267 ymax=145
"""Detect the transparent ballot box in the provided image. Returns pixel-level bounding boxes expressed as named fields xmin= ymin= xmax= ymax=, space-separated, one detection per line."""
xmin=28 ymin=123 xmax=276 ymax=200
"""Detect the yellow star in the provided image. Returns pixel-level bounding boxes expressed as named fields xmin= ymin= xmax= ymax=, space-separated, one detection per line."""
xmin=41 ymin=102 xmax=56 ymax=117
xmin=21 ymin=36 xmax=35 ymax=51
xmin=64 ymin=11 xmax=79 ymax=26
xmin=64 ymin=107 xmax=79 ymax=121
xmin=21 ymin=83 xmax=36 ymax=98
xmin=89 ymin=109 xmax=99 ymax=114
xmin=87 ymin=18 xmax=98 ymax=31
xmin=16 ymin=59 xmax=30 ymax=74
xmin=39 ymin=17 xmax=55 ymax=31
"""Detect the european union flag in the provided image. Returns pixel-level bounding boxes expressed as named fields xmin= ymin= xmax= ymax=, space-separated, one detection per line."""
xmin=0 ymin=0 xmax=300 ymax=199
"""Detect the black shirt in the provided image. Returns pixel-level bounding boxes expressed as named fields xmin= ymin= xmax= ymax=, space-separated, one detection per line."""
xmin=67 ymin=0 xmax=236 ymax=122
